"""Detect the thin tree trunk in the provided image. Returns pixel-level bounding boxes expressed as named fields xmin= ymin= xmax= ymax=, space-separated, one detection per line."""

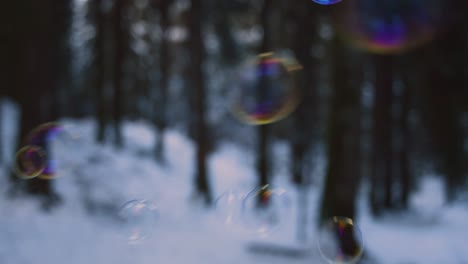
xmin=256 ymin=0 xmax=273 ymax=194
xmin=189 ymin=0 xmax=212 ymax=205
xmin=112 ymin=0 xmax=125 ymax=148
xmin=398 ymin=83 xmax=411 ymax=209
xmin=370 ymin=54 xmax=394 ymax=215
xmin=155 ymin=0 xmax=170 ymax=162
xmin=290 ymin=3 xmax=318 ymax=186
xmin=95 ymin=0 xmax=107 ymax=143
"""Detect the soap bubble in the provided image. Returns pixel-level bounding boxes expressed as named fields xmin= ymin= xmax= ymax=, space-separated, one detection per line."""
xmin=25 ymin=122 xmax=81 ymax=179
xmin=119 ymin=199 xmax=159 ymax=244
xmin=241 ymin=185 xmax=291 ymax=235
xmin=312 ymin=0 xmax=342 ymax=5
xmin=318 ymin=217 xmax=364 ymax=264
xmin=14 ymin=145 xmax=47 ymax=179
xmin=214 ymin=191 xmax=245 ymax=226
xmin=231 ymin=52 xmax=302 ymax=125
xmin=335 ymin=0 xmax=442 ymax=54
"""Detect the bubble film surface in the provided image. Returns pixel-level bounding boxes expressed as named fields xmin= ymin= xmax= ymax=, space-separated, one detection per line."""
xmin=25 ymin=122 xmax=79 ymax=179
xmin=14 ymin=145 xmax=47 ymax=179
xmin=214 ymin=191 xmax=245 ymax=226
xmin=231 ymin=52 xmax=302 ymax=125
xmin=336 ymin=0 xmax=442 ymax=54
xmin=119 ymin=199 xmax=159 ymax=244
xmin=241 ymin=185 xmax=290 ymax=235
xmin=312 ymin=0 xmax=342 ymax=5
xmin=318 ymin=217 xmax=364 ymax=264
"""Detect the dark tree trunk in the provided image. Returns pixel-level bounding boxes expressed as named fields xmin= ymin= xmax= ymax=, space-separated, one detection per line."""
xmin=319 ymin=34 xmax=363 ymax=224
xmin=418 ymin=22 xmax=467 ymax=202
xmin=287 ymin=3 xmax=319 ymax=243
xmin=8 ymin=0 xmax=70 ymax=209
xmin=370 ymin=55 xmax=394 ymax=215
xmin=94 ymin=0 xmax=107 ymax=143
xmin=112 ymin=0 xmax=125 ymax=148
xmin=212 ymin=1 xmax=239 ymax=65
xmin=189 ymin=0 xmax=212 ymax=205
xmin=256 ymin=0 xmax=273 ymax=193
xmin=154 ymin=0 xmax=171 ymax=162
xmin=289 ymin=3 xmax=318 ymax=186
xmin=0 ymin=100 xmax=2 ymax=164
xmin=397 ymin=83 xmax=411 ymax=209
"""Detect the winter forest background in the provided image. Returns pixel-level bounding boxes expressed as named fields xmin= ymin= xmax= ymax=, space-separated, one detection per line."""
xmin=0 ymin=0 xmax=468 ymax=263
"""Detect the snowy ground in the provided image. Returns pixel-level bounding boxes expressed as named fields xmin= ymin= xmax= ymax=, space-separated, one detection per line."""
xmin=1 ymin=99 xmax=467 ymax=264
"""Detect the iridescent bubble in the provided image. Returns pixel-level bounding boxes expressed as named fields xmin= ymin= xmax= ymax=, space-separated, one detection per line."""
xmin=231 ymin=52 xmax=302 ymax=125
xmin=312 ymin=0 xmax=342 ymax=5
xmin=335 ymin=0 xmax=442 ymax=54
xmin=119 ymin=199 xmax=159 ymax=244
xmin=214 ymin=191 xmax=245 ymax=226
xmin=14 ymin=145 xmax=47 ymax=179
xmin=241 ymin=185 xmax=290 ymax=235
xmin=318 ymin=217 xmax=364 ymax=264
xmin=25 ymin=122 xmax=81 ymax=179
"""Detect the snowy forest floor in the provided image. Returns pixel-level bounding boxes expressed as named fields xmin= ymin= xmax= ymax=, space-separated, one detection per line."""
xmin=0 ymin=100 xmax=467 ymax=264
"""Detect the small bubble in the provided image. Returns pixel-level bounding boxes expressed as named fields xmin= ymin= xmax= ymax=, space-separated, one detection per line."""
xmin=318 ymin=216 xmax=364 ymax=264
xmin=14 ymin=145 xmax=47 ymax=179
xmin=214 ymin=191 xmax=245 ymax=226
xmin=119 ymin=199 xmax=159 ymax=244
xmin=241 ymin=185 xmax=291 ymax=235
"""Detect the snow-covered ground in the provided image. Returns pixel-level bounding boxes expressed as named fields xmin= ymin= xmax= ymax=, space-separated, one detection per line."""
xmin=0 ymin=99 xmax=467 ymax=264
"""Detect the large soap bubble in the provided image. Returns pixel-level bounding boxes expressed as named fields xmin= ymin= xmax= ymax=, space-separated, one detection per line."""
xmin=335 ymin=0 xmax=443 ymax=54
xmin=231 ymin=52 xmax=302 ymax=125
xmin=24 ymin=122 xmax=81 ymax=179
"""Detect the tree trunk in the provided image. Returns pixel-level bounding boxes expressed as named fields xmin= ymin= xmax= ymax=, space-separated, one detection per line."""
xmin=255 ymin=0 xmax=273 ymax=194
xmin=94 ymin=0 xmax=107 ymax=143
xmin=189 ymin=0 xmax=212 ymax=205
xmin=370 ymin=54 xmax=394 ymax=215
xmin=8 ymin=0 xmax=70 ymax=209
xmin=419 ymin=23 xmax=467 ymax=202
xmin=398 ymin=83 xmax=411 ymax=209
xmin=289 ymin=3 xmax=318 ymax=186
xmin=154 ymin=0 xmax=171 ymax=162
xmin=112 ymin=0 xmax=125 ymax=148
xmin=319 ymin=35 xmax=363 ymax=224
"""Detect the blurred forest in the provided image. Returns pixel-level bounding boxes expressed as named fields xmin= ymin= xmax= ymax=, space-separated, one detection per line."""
xmin=0 ymin=0 xmax=467 ymax=228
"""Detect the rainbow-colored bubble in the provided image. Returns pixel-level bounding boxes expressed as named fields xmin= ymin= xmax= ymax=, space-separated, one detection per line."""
xmin=231 ymin=52 xmax=302 ymax=125
xmin=22 ymin=122 xmax=79 ymax=179
xmin=241 ymin=185 xmax=290 ymax=235
xmin=318 ymin=217 xmax=364 ymax=264
xmin=312 ymin=0 xmax=342 ymax=5
xmin=336 ymin=0 xmax=441 ymax=54
xmin=14 ymin=145 xmax=47 ymax=179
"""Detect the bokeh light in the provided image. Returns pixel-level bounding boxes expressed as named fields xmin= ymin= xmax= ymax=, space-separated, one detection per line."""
xmin=231 ymin=52 xmax=302 ymax=125
xmin=25 ymin=122 xmax=80 ymax=179
xmin=214 ymin=191 xmax=245 ymax=226
xmin=335 ymin=0 xmax=442 ymax=54
xmin=241 ymin=185 xmax=290 ymax=235
xmin=119 ymin=199 xmax=159 ymax=244
xmin=318 ymin=216 xmax=364 ymax=264
xmin=312 ymin=0 xmax=342 ymax=5
xmin=14 ymin=145 xmax=47 ymax=179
